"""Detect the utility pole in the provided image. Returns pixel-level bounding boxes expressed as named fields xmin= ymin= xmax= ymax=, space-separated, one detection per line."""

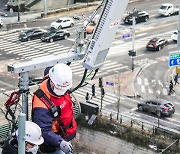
xmin=43 ymin=0 xmax=47 ymax=17
xmin=17 ymin=0 xmax=20 ymax=22
xmin=128 ymin=16 xmax=136 ymax=71
xmin=131 ymin=16 xmax=136 ymax=71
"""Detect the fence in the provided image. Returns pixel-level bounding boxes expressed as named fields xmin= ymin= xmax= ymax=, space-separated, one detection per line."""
xmin=101 ymin=108 xmax=180 ymax=138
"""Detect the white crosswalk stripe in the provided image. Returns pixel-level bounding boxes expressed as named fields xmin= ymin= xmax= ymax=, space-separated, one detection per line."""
xmin=0 ymin=32 xmax=72 ymax=60
xmin=73 ymin=84 xmax=122 ymax=108
xmin=70 ymin=60 xmax=128 ymax=77
xmin=111 ymin=30 xmax=174 ymax=56
xmin=0 ymin=29 xmax=175 ymax=78
xmin=137 ymin=77 xmax=169 ymax=95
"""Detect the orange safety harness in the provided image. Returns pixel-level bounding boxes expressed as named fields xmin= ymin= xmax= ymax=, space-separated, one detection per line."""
xmin=34 ymin=89 xmax=72 ymax=137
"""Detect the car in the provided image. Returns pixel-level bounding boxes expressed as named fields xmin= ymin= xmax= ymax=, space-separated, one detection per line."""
xmin=171 ymin=30 xmax=177 ymax=42
xmin=123 ymin=10 xmax=149 ymax=24
xmin=146 ymin=38 xmax=168 ymax=51
xmin=41 ymin=30 xmax=70 ymax=42
xmin=0 ymin=12 xmax=7 ymax=17
xmin=159 ymin=3 xmax=179 ymax=16
xmin=50 ymin=17 xmax=74 ymax=30
xmin=19 ymin=28 xmax=47 ymax=42
xmin=137 ymin=99 xmax=175 ymax=117
xmin=86 ymin=23 xmax=96 ymax=34
xmin=73 ymin=15 xmax=82 ymax=20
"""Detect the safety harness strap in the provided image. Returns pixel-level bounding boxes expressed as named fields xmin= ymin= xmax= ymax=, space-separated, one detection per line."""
xmin=34 ymin=89 xmax=59 ymax=118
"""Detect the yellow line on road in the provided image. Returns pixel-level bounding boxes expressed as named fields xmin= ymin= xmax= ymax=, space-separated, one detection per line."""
xmin=136 ymin=21 xmax=178 ymax=34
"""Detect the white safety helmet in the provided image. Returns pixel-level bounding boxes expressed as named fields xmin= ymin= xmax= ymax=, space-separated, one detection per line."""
xmin=49 ymin=63 xmax=72 ymax=96
xmin=16 ymin=121 xmax=44 ymax=145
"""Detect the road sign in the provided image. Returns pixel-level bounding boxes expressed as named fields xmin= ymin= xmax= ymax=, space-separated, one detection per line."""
xmin=106 ymin=81 xmax=114 ymax=86
xmin=121 ymin=33 xmax=130 ymax=39
xmin=169 ymin=53 xmax=180 ymax=67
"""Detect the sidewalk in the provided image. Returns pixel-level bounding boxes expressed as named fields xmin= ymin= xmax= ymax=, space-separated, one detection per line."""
xmin=89 ymin=67 xmax=141 ymax=97
xmin=164 ymin=67 xmax=180 ymax=97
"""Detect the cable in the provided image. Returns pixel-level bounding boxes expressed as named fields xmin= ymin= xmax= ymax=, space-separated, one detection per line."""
xmin=80 ymin=68 xmax=99 ymax=88
xmin=70 ymin=68 xmax=88 ymax=93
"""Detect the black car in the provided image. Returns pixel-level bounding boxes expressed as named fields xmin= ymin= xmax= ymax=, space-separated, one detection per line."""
xmin=137 ymin=99 xmax=175 ymax=117
xmin=19 ymin=28 xmax=47 ymax=42
xmin=146 ymin=38 xmax=168 ymax=51
xmin=124 ymin=11 xmax=149 ymax=24
xmin=41 ymin=30 xmax=70 ymax=42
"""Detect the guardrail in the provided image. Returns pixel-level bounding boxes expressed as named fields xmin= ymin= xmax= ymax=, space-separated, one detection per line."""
xmin=101 ymin=108 xmax=180 ymax=138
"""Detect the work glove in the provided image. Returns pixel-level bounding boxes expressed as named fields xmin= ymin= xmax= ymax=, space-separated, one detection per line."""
xmin=60 ymin=140 xmax=73 ymax=154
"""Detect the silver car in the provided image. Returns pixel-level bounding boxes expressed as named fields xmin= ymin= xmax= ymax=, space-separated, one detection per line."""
xmin=137 ymin=99 xmax=175 ymax=117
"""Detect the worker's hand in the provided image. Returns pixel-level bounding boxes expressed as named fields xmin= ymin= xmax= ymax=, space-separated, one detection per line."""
xmin=60 ymin=140 xmax=73 ymax=154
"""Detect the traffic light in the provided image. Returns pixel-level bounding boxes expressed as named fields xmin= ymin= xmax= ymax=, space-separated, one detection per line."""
xmin=99 ymin=77 xmax=103 ymax=88
xmin=128 ymin=50 xmax=136 ymax=57
xmin=101 ymin=87 xmax=105 ymax=97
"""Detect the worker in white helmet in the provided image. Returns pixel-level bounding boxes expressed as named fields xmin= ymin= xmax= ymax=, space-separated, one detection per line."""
xmin=32 ymin=63 xmax=77 ymax=154
xmin=2 ymin=121 xmax=44 ymax=154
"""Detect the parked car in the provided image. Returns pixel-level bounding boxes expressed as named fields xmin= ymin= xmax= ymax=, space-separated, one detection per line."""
xmin=50 ymin=17 xmax=74 ymax=30
xmin=123 ymin=10 xmax=149 ymax=24
xmin=171 ymin=30 xmax=177 ymax=42
xmin=159 ymin=3 xmax=179 ymax=17
xmin=146 ymin=38 xmax=168 ymax=51
xmin=137 ymin=99 xmax=175 ymax=117
xmin=41 ymin=30 xmax=70 ymax=42
xmin=86 ymin=23 xmax=96 ymax=34
xmin=19 ymin=28 xmax=47 ymax=41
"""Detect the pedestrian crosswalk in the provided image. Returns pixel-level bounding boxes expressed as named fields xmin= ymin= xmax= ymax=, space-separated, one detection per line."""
xmin=70 ymin=60 xmax=128 ymax=78
xmin=0 ymin=27 xmax=175 ymax=61
xmin=136 ymin=77 xmax=170 ymax=96
xmin=73 ymin=84 xmax=126 ymax=110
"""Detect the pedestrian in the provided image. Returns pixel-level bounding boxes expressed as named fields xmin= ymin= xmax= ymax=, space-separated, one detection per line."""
xmin=92 ymin=84 xmax=96 ymax=98
xmin=2 ymin=121 xmax=44 ymax=154
xmin=168 ymin=80 xmax=175 ymax=95
xmin=174 ymin=73 xmax=179 ymax=85
xmin=32 ymin=63 xmax=77 ymax=154
xmin=85 ymin=92 xmax=90 ymax=102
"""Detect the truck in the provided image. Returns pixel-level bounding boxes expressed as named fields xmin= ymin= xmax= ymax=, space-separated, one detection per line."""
xmin=159 ymin=3 xmax=179 ymax=17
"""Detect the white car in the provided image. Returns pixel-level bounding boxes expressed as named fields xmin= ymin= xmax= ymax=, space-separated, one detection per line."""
xmin=50 ymin=17 xmax=74 ymax=30
xmin=171 ymin=30 xmax=177 ymax=42
xmin=0 ymin=17 xmax=3 ymax=27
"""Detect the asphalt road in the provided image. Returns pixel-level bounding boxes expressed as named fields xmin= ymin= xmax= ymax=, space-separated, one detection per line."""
xmin=0 ymin=0 xmax=180 ymax=132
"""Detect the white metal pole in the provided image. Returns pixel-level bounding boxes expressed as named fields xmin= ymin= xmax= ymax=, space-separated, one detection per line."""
xmin=178 ymin=1 xmax=180 ymax=51
xmin=18 ymin=113 xmax=26 ymax=154
xmin=132 ymin=17 xmax=135 ymax=51
xmin=44 ymin=0 xmax=47 ymax=16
